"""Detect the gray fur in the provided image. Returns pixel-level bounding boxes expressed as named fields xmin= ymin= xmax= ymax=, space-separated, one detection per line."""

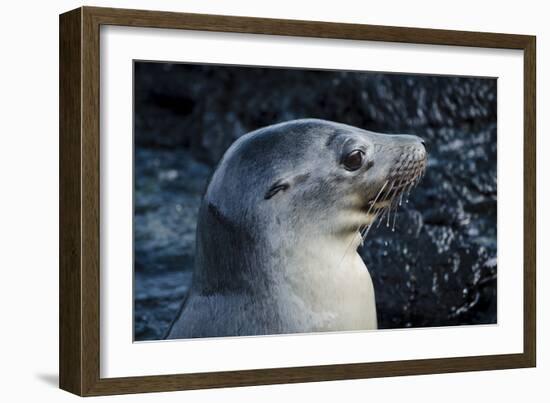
xmin=165 ymin=119 xmax=426 ymax=339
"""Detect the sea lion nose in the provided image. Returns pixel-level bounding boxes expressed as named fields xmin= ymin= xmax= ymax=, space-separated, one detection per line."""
xmin=411 ymin=136 xmax=427 ymax=157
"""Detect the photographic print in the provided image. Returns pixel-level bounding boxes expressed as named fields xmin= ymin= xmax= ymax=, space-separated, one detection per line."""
xmin=133 ymin=62 xmax=497 ymax=341
xmin=59 ymin=8 xmax=535 ymax=395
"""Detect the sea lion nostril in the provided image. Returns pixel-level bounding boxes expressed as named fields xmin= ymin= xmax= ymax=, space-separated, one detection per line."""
xmin=419 ymin=139 xmax=427 ymax=154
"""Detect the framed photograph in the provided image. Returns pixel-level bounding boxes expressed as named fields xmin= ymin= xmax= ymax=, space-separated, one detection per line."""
xmin=59 ymin=6 xmax=536 ymax=396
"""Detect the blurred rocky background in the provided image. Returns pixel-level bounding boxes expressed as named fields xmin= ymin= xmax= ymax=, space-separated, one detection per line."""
xmin=134 ymin=62 xmax=497 ymax=341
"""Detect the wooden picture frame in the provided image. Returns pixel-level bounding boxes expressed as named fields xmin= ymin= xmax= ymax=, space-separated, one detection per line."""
xmin=59 ymin=6 xmax=536 ymax=396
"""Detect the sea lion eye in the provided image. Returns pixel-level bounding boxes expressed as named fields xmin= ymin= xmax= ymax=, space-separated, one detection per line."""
xmin=342 ymin=149 xmax=365 ymax=171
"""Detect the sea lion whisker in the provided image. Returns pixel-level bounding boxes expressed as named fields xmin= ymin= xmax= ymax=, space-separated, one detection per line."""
xmin=366 ymin=180 xmax=389 ymax=212
xmin=392 ymin=208 xmax=398 ymax=232
xmin=359 ymin=181 xmax=389 ymax=241
xmin=361 ymin=218 xmax=377 ymax=241
xmin=376 ymin=207 xmax=389 ymax=228
xmin=340 ymin=181 xmax=387 ymax=268
xmin=365 ymin=208 xmax=382 ymax=237
xmin=358 ymin=224 xmax=366 ymax=247
xmin=386 ymin=196 xmax=398 ymax=227
xmin=364 ymin=180 xmax=390 ymax=215
xmin=381 ymin=180 xmax=397 ymax=202
xmin=366 ymin=207 xmax=383 ymax=233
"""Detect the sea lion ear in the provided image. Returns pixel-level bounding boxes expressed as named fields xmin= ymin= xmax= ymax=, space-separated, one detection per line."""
xmin=264 ymin=180 xmax=290 ymax=200
xmin=264 ymin=173 xmax=310 ymax=200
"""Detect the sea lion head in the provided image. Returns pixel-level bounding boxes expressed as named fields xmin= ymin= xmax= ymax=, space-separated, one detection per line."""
xmin=204 ymin=118 xmax=427 ymax=241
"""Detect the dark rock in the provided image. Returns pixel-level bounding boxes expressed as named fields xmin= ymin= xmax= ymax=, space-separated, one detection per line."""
xmin=133 ymin=62 xmax=497 ymax=340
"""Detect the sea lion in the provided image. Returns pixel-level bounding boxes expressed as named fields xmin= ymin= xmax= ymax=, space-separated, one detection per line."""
xmin=165 ymin=119 xmax=427 ymax=339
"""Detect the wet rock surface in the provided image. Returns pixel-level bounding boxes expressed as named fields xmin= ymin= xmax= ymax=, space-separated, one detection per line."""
xmin=134 ymin=63 xmax=497 ymax=341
